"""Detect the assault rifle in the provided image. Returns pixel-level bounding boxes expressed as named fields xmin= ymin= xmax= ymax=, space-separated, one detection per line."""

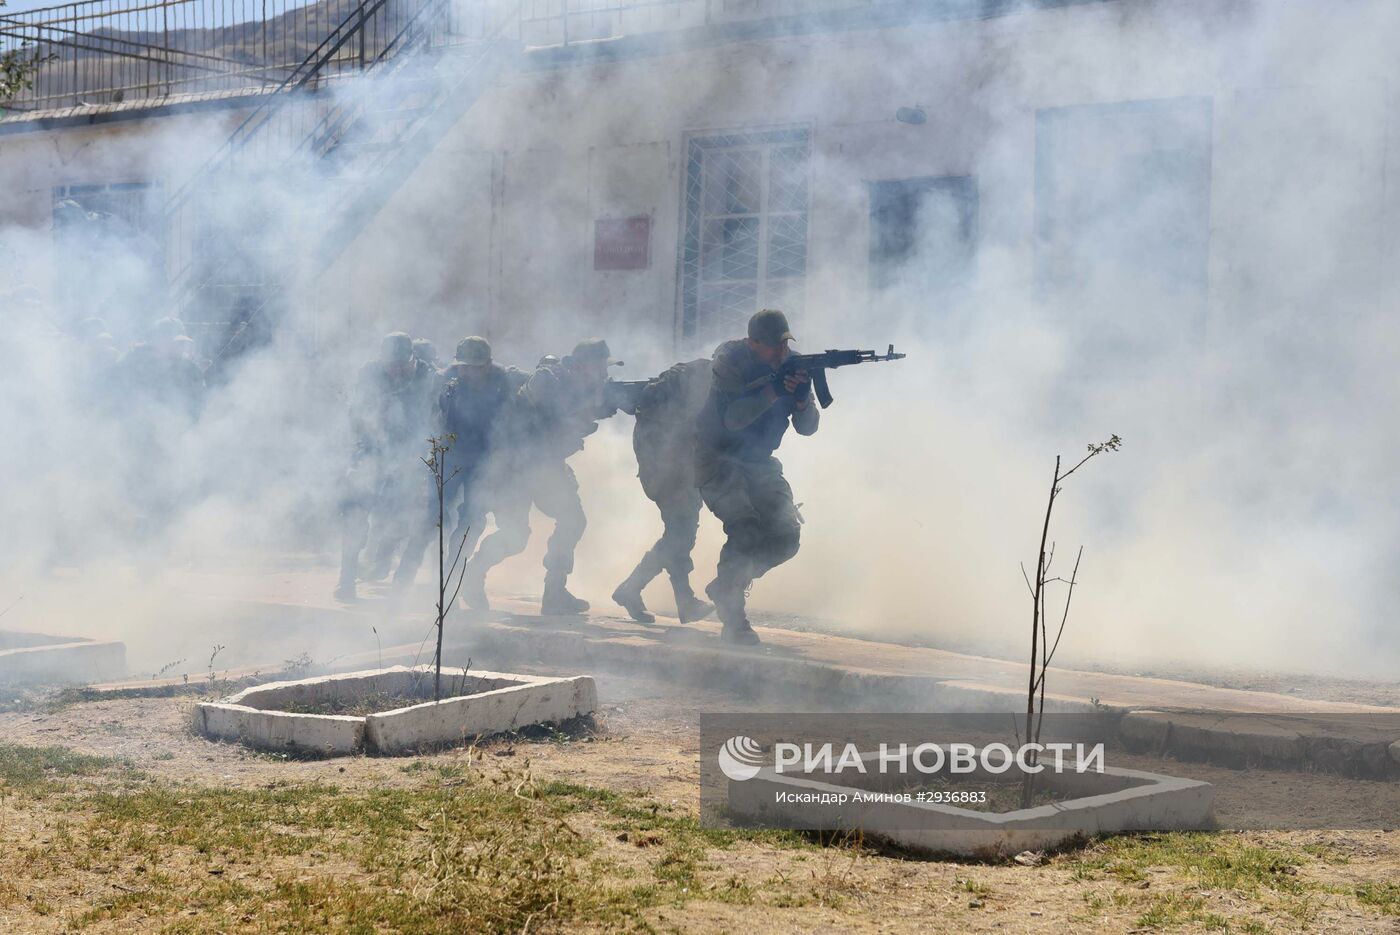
xmin=602 ymin=379 xmax=650 ymax=415
xmin=743 ymin=344 xmax=907 ymax=408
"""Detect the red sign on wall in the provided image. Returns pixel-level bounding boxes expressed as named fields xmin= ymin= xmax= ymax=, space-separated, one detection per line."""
xmin=594 ymin=216 xmax=651 ymax=270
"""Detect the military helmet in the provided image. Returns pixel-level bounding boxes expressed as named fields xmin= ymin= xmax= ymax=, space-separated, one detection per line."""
xmin=149 ymin=316 xmax=187 ymax=342
xmin=411 ymin=338 xmax=437 ymax=364
xmin=380 ymin=331 xmax=413 ymax=363
xmin=537 ymin=354 xmax=560 ymax=368
xmin=456 ymin=335 xmax=492 ymax=366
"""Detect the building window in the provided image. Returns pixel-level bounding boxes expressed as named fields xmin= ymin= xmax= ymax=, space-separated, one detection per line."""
xmin=52 ymin=182 xmax=164 ymax=327
xmin=1034 ymin=97 xmax=1213 ymax=340
xmin=679 ymin=127 xmax=811 ymax=342
xmin=868 ymin=176 xmax=978 ymax=295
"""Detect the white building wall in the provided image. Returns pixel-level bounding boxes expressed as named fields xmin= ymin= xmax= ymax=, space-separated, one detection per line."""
xmin=3 ymin=0 xmax=1396 ymax=367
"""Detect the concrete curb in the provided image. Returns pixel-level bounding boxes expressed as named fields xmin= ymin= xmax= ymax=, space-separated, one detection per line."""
xmin=0 ymin=629 xmax=127 ymax=686
xmin=462 ymin=617 xmax=1400 ymax=779
xmin=1120 ymin=710 xmax=1400 ymax=778
xmin=194 ymin=664 xmax=596 ymax=756
xmin=366 ymin=675 xmax=598 ymax=754
xmin=728 ymin=751 xmax=1216 ymax=858
xmin=196 ymin=703 xmax=365 ymax=755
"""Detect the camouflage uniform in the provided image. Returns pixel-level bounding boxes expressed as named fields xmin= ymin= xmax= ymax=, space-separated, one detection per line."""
xmin=115 ymin=318 xmax=208 ymax=534
xmin=611 ymin=360 xmax=715 ymax=623
xmin=392 ymin=338 xmax=522 ymax=589
xmin=336 ymin=333 xmax=434 ymax=600
xmin=696 ymin=313 xmax=818 ymax=643
xmin=118 ymin=317 xmax=206 ymax=421
xmin=460 ymin=339 xmax=622 ymax=614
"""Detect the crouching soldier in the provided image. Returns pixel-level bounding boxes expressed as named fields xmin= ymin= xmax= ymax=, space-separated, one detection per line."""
xmin=611 ymin=359 xmax=716 ymax=624
xmin=459 ymin=338 xmax=623 ymax=615
xmin=335 ymin=332 xmax=433 ymax=601
xmin=696 ymin=310 xmax=817 ymax=645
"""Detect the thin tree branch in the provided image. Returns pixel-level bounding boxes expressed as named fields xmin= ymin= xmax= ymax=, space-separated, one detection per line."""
xmin=1043 ymin=546 xmax=1083 ymax=673
xmin=445 ymin=529 xmax=473 ymax=611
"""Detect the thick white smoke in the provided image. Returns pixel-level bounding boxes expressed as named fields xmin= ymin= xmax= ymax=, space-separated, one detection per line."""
xmin=1 ymin=0 xmax=1397 ymax=681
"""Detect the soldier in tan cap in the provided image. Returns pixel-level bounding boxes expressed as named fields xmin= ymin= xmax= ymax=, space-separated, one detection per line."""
xmin=694 ymin=310 xmax=818 ymax=644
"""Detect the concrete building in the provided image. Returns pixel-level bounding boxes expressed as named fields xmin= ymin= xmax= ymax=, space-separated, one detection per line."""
xmin=3 ymin=0 xmax=1396 ymax=370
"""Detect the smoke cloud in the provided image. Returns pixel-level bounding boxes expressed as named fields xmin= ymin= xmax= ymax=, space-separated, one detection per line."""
xmin=1 ymin=0 xmax=1396 ymax=680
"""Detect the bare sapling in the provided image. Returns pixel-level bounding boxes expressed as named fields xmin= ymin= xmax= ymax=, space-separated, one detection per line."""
xmin=422 ymin=434 xmax=472 ymax=701
xmin=207 ymin=643 xmax=226 ymax=692
xmin=1020 ymin=434 xmax=1121 ymax=808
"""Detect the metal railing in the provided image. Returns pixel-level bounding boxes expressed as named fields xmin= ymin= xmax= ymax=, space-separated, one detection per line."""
xmin=0 ymin=0 xmax=495 ymax=111
xmin=516 ymin=0 xmax=700 ymax=47
xmin=162 ymin=0 xmax=463 ymax=312
xmin=160 ymin=0 xmax=518 ymax=341
xmin=0 ymin=0 xmax=880 ymax=114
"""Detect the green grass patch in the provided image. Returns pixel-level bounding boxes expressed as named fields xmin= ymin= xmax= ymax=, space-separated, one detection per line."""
xmin=537 ymin=778 xmax=817 ymax=850
xmin=1059 ymin=832 xmax=1341 ymax=929
xmin=1065 ymin=832 xmax=1308 ymax=894
xmin=0 ymin=743 xmax=121 ymax=791
xmin=1354 ymin=881 xmax=1400 ymax=916
xmin=2 ymin=755 xmax=858 ymax=932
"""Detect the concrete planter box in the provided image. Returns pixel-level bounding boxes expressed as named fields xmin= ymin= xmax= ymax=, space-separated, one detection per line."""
xmin=726 ymin=747 xmax=1214 ymax=858
xmin=0 ymin=629 xmax=127 ymax=685
xmin=194 ymin=665 xmax=596 ymax=756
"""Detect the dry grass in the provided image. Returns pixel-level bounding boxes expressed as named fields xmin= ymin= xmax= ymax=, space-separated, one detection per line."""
xmin=2 ymin=727 xmax=1399 ymax=934
xmin=0 ymin=741 xmax=833 ymax=933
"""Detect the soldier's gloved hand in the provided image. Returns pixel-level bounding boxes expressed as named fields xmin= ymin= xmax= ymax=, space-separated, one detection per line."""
xmin=783 ymin=369 xmax=811 ymax=402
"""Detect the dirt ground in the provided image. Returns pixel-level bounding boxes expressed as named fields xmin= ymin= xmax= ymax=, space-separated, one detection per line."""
xmin=1 ymin=673 xmax=1398 ymax=934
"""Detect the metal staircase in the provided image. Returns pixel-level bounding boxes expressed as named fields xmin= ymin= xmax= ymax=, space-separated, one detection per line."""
xmin=163 ymin=0 xmax=519 ymax=357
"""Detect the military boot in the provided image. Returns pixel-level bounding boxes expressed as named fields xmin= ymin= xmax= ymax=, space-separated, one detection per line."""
xmin=458 ymin=561 xmax=490 ymax=611
xmin=364 ymin=539 xmax=396 ymax=582
xmin=612 ymin=554 xmax=661 ymax=623
xmin=542 ymin=574 xmax=589 ymax=616
xmin=335 ymin=544 xmax=360 ymax=602
xmin=705 ymin=579 xmax=760 ymax=645
xmin=672 ymin=578 xmax=714 ymax=624
xmin=333 ymin=575 xmax=358 ymax=602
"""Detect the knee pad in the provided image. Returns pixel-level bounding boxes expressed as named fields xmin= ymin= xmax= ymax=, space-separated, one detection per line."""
xmin=768 ymin=517 xmax=801 ymax=565
xmin=772 ymin=531 xmax=801 ymax=566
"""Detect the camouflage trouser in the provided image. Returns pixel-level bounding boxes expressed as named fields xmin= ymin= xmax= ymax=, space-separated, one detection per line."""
xmin=621 ymin=481 xmax=703 ymax=592
xmin=699 ymin=456 xmax=801 ymax=608
xmin=338 ymin=453 xmax=417 ymax=586
xmin=470 ymin=458 xmax=586 ymax=578
xmin=392 ymin=459 xmax=487 ymax=588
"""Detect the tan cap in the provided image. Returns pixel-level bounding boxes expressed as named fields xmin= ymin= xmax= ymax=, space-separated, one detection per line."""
xmin=748 ymin=309 xmax=795 ymax=347
xmin=571 ymin=338 xmax=623 ymax=367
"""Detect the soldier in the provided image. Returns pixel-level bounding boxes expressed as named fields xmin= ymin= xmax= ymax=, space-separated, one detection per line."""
xmin=610 ymin=359 xmax=716 ymax=624
xmin=412 ymin=338 xmax=440 ymax=371
xmin=459 ymin=338 xmax=622 ymax=615
xmin=335 ymin=332 xmax=434 ymax=601
xmin=118 ymin=316 xmax=206 ymax=419
xmin=696 ymin=309 xmax=817 ymax=645
xmin=72 ymin=317 xmax=120 ymax=375
xmin=391 ymin=336 xmax=519 ymax=590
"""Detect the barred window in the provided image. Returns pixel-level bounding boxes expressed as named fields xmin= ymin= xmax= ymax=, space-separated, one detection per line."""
xmin=679 ymin=127 xmax=811 ymax=343
xmin=52 ymin=182 xmax=164 ymax=325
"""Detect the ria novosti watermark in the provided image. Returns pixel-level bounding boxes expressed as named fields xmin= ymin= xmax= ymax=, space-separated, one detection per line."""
xmin=700 ymin=713 xmax=1400 ymax=833
xmin=717 ymin=735 xmax=1104 ymax=783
